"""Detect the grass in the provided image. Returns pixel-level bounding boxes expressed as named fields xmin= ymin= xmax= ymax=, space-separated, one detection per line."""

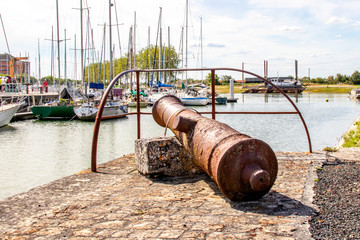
xmin=304 ymin=84 xmax=356 ymax=93
xmin=342 ymin=121 xmax=360 ymax=148
xmin=214 ymin=83 xmax=359 ymax=94
xmin=214 ymin=85 xmax=246 ymax=94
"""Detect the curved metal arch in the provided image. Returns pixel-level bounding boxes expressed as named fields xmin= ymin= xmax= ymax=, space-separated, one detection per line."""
xmin=91 ymin=68 xmax=312 ymax=172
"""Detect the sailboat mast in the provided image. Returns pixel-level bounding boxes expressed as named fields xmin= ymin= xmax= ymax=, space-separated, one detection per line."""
xmin=147 ymin=26 xmax=150 ymax=86
xmin=64 ymin=29 xmax=67 ymax=83
xmin=51 ymin=26 xmax=54 ymax=85
xmin=80 ymin=0 xmax=84 ymax=87
xmin=168 ymin=26 xmax=170 ymax=84
xmin=74 ymin=34 xmax=77 ymax=87
xmin=38 ymin=38 xmax=41 ymax=81
xmin=134 ymin=11 xmax=136 ymax=72
xmin=200 ymin=17 xmax=203 ymax=80
xmin=103 ymin=23 xmax=106 ymax=84
xmin=56 ymin=0 xmax=61 ymax=89
xmin=185 ymin=0 xmax=188 ymax=81
xmin=130 ymin=26 xmax=133 ymax=91
xmin=109 ymin=0 xmax=113 ymax=82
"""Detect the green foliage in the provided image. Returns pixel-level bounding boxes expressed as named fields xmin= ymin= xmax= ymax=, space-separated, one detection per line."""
xmin=205 ymin=72 xmax=220 ymax=85
xmin=220 ymin=75 xmax=233 ymax=83
xmin=322 ymin=146 xmax=338 ymax=152
xmin=342 ymin=121 xmax=360 ymax=148
xmin=350 ymin=70 xmax=360 ymax=84
xmin=83 ymin=45 xmax=180 ymax=84
xmin=302 ymin=70 xmax=360 ymax=85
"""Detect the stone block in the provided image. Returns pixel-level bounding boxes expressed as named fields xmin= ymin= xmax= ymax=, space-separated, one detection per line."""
xmin=135 ymin=136 xmax=202 ymax=176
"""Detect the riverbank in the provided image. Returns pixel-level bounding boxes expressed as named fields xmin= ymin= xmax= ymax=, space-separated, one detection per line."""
xmin=214 ymin=83 xmax=357 ymax=94
xmin=337 ymin=115 xmax=360 ymax=148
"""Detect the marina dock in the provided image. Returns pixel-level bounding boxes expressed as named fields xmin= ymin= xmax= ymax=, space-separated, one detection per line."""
xmin=1 ymin=149 xmax=359 ymax=239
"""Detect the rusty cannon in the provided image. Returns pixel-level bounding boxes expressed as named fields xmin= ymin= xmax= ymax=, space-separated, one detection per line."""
xmin=152 ymin=95 xmax=278 ymax=201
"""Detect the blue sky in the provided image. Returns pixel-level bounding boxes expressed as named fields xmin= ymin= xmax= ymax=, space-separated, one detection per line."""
xmin=1 ymin=0 xmax=360 ymax=80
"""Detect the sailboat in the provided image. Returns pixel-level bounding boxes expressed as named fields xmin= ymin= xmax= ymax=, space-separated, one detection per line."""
xmin=31 ymin=87 xmax=80 ymax=120
xmin=31 ymin=1 xmax=80 ymax=120
xmin=74 ymin=99 xmax=128 ymax=121
xmin=177 ymin=0 xmax=208 ymax=106
xmin=0 ymin=102 xmax=22 ymax=127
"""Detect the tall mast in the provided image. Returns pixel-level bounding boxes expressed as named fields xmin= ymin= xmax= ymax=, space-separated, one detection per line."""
xmin=38 ymin=38 xmax=41 ymax=81
xmin=51 ymin=26 xmax=54 ymax=84
xmin=129 ymin=26 xmax=133 ymax=91
xmin=181 ymin=26 xmax=184 ymax=81
xmin=56 ymin=0 xmax=61 ymax=89
xmin=109 ymin=0 xmax=113 ymax=82
xmin=80 ymin=0 xmax=84 ymax=87
xmin=147 ymin=26 xmax=150 ymax=86
xmin=134 ymin=11 xmax=136 ymax=71
xmin=200 ymin=17 xmax=203 ymax=80
xmin=74 ymin=34 xmax=77 ymax=87
xmin=0 ymin=13 xmax=11 ymax=54
xmin=168 ymin=26 xmax=170 ymax=84
xmin=159 ymin=7 xmax=162 ymax=78
xmin=103 ymin=23 xmax=106 ymax=84
xmin=185 ymin=0 xmax=188 ymax=81
xmin=64 ymin=29 xmax=67 ymax=83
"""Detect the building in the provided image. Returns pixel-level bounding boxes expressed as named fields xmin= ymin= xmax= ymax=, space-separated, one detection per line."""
xmin=0 ymin=53 xmax=30 ymax=81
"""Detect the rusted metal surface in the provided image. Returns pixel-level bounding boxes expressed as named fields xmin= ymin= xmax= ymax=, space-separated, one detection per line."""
xmin=152 ymin=95 xmax=278 ymax=201
xmin=91 ymin=67 xmax=311 ymax=173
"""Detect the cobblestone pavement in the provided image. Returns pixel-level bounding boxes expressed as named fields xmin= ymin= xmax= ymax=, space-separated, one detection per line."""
xmin=0 ymin=151 xmax=345 ymax=240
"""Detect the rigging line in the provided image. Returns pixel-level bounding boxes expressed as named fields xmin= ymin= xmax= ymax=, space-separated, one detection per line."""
xmin=0 ymin=13 xmax=10 ymax=54
xmin=113 ymin=0 xmax=122 ymax=57
xmin=98 ymin=25 xmax=105 ymax=83
xmin=151 ymin=8 xmax=162 ymax=86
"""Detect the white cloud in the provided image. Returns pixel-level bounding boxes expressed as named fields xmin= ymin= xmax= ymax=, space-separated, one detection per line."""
xmin=277 ymin=25 xmax=303 ymax=32
xmin=326 ymin=16 xmax=351 ymax=24
xmin=2 ymin=0 xmax=360 ymax=78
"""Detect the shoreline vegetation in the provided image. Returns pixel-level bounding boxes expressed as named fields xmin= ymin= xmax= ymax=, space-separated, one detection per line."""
xmin=214 ymin=83 xmax=358 ymax=94
xmin=338 ymin=116 xmax=360 ymax=149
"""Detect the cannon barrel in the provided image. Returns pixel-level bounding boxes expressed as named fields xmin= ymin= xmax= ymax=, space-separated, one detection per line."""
xmin=152 ymin=95 xmax=278 ymax=201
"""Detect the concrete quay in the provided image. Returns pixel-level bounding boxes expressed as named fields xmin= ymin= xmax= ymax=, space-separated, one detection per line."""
xmin=0 ymin=150 xmax=357 ymax=240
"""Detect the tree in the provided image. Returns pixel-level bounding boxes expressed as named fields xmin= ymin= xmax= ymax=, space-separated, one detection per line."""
xmin=136 ymin=45 xmax=179 ymax=84
xmin=220 ymin=75 xmax=233 ymax=84
xmin=205 ymin=72 xmax=220 ymax=85
xmin=327 ymin=75 xmax=335 ymax=84
xmin=350 ymin=70 xmax=360 ymax=85
xmin=84 ymin=45 xmax=179 ymax=86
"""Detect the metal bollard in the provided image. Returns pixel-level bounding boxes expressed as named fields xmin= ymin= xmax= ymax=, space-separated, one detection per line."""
xmin=152 ymin=95 xmax=278 ymax=201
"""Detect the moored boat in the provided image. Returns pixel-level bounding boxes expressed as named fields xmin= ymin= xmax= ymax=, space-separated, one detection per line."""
xmin=74 ymin=101 xmax=128 ymax=121
xmin=349 ymin=88 xmax=360 ymax=99
xmin=215 ymin=96 xmax=228 ymax=104
xmin=0 ymin=103 xmax=22 ymax=127
xmin=178 ymin=88 xmax=208 ymax=106
xmin=31 ymin=104 xmax=76 ymax=120
xmin=31 ymin=87 xmax=83 ymax=120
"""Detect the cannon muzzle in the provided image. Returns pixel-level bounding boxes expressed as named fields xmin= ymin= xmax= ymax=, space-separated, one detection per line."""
xmin=152 ymin=95 xmax=278 ymax=201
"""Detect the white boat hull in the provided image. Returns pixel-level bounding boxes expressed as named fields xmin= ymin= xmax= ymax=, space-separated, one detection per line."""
xmin=180 ymin=97 xmax=208 ymax=106
xmin=350 ymin=89 xmax=360 ymax=99
xmin=0 ymin=103 xmax=21 ymax=127
xmin=74 ymin=102 xmax=128 ymax=121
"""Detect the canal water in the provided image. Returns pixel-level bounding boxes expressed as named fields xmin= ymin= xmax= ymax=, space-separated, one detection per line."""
xmin=0 ymin=93 xmax=359 ymax=200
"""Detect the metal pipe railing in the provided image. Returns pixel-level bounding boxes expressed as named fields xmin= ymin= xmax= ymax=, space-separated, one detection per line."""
xmin=91 ymin=67 xmax=312 ymax=172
